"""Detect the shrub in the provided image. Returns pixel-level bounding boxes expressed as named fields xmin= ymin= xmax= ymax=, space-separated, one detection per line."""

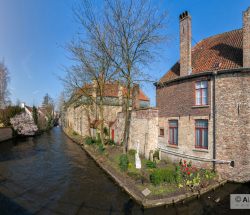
xmin=119 ymin=154 xmax=129 ymax=172
xmin=103 ymin=127 xmax=109 ymax=136
xmin=98 ymin=144 xmax=105 ymax=153
xmin=146 ymin=160 xmax=157 ymax=169
xmin=175 ymin=165 xmax=182 ymax=184
xmin=106 ymin=139 xmax=116 ymax=145
xmin=10 ymin=113 xmax=38 ymax=136
xmin=150 ymin=170 xmax=162 ymax=186
xmin=0 ymin=106 xmax=24 ymax=126
xmin=85 ymin=136 xmax=97 ymax=145
xmin=150 ymin=168 xmax=176 ymax=186
xmin=72 ymin=131 xmax=78 ymax=136
xmin=128 ymin=149 xmax=136 ymax=156
xmin=204 ymin=169 xmax=216 ymax=180
xmin=85 ymin=136 xmax=93 ymax=145
xmin=153 ymin=150 xmax=160 ymax=160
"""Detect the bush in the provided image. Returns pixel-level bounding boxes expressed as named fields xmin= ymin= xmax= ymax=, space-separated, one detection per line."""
xmin=85 ymin=136 xmax=93 ymax=145
xmin=153 ymin=150 xmax=160 ymax=160
xmin=128 ymin=149 xmax=136 ymax=156
xmin=150 ymin=168 xmax=176 ymax=186
xmin=150 ymin=170 xmax=162 ymax=186
xmin=119 ymin=154 xmax=129 ymax=172
xmin=103 ymin=127 xmax=109 ymax=136
xmin=72 ymin=131 xmax=78 ymax=136
xmin=106 ymin=139 xmax=116 ymax=145
xmin=146 ymin=160 xmax=157 ymax=169
xmin=0 ymin=106 xmax=24 ymax=126
xmin=98 ymin=144 xmax=105 ymax=153
xmin=10 ymin=113 xmax=38 ymax=136
xmin=85 ymin=136 xmax=97 ymax=145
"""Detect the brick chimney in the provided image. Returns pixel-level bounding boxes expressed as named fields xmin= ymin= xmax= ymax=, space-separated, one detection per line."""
xmin=179 ymin=11 xmax=192 ymax=76
xmin=243 ymin=7 xmax=250 ymax=68
xmin=132 ymin=84 xmax=140 ymax=109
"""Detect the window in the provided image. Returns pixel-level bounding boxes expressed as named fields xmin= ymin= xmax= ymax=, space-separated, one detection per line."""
xmin=195 ymin=81 xmax=208 ymax=105
xmin=169 ymin=120 xmax=178 ymax=145
xmin=195 ymin=120 xmax=208 ymax=149
xmin=159 ymin=128 xmax=164 ymax=137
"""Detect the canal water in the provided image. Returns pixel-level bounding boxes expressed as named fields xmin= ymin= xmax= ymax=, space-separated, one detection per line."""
xmin=0 ymin=127 xmax=249 ymax=215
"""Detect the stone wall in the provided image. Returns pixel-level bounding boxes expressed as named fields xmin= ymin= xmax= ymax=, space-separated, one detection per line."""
xmin=215 ymin=71 xmax=250 ymax=182
xmin=0 ymin=127 xmax=13 ymax=142
xmin=64 ymin=103 xmax=122 ymax=137
xmin=111 ymin=108 xmax=159 ymax=159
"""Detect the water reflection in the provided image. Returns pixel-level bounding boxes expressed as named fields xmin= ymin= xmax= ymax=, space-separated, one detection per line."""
xmin=0 ymin=127 xmax=249 ymax=215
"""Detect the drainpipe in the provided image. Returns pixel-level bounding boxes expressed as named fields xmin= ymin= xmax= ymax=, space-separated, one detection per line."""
xmin=212 ymin=72 xmax=216 ymax=171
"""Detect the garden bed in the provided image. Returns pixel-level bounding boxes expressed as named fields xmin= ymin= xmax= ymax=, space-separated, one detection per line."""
xmin=64 ymin=128 xmax=227 ymax=208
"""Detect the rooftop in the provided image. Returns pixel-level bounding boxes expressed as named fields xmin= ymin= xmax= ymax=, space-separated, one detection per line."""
xmin=159 ymin=29 xmax=243 ymax=83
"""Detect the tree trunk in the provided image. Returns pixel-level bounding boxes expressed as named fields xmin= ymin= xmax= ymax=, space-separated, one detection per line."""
xmin=99 ymin=99 xmax=104 ymax=145
xmin=99 ymin=83 xmax=105 ymax=146
xmin=123 ymin=81 xmax=131 ymax=154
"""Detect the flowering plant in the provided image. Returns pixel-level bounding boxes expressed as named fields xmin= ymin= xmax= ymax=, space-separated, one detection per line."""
xmin=10 ymin=113 xmax=38 ymax=136
xmin=177 ymin=159 xmax=200 ymax=189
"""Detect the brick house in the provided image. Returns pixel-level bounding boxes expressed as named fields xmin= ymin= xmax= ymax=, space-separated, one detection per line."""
xmin=155 ymin=8 xmax=250 ymax=182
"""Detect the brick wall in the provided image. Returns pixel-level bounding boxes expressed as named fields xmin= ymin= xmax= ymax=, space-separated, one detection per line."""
xmin=179 ymin=12 xmax=192 ymax=76
xmin=0 ymin=127 xmax=13 ymax=142
xmin=156 ymin=77 xmax=211 ymax=117
xmin=215 ymin=71 xmax=250 ymax=182
xmin=243 ymin=7 xmax=250 ymax=67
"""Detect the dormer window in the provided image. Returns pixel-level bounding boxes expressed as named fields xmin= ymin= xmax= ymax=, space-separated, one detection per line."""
xmin=195 ymin=81 xmax=208 ymax=106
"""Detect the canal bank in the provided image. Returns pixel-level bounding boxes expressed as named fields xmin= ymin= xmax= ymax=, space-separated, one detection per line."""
xmin=0 ymin=127 xmax=13 ymax=142
xmin=63 ymin=128 xmax=229 ymax=208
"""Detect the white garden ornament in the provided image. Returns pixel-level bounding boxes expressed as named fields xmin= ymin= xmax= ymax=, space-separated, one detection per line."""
xmin=135 ymin=140 xmax=141 ymax=169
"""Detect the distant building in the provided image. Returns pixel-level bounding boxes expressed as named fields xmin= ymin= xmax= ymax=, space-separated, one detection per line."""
xmin=63 ymin=82 xmax=150 ymax=137
xmin=21 ymin=102 xmax=48 ymax=130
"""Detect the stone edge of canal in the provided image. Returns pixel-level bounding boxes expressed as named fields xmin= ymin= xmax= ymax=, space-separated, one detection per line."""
xmin=63 ymin=129 xmax=227 ymax=209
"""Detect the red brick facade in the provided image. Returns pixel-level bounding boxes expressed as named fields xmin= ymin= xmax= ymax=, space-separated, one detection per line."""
xmin=156 ymin=77 xmax=211 ymax=117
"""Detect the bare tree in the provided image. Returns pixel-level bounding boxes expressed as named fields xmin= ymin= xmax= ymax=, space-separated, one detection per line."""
xmin=0 ymin=60 xmax=10 ymax=108
xmin=102 ymin=0 xmax=168 ymax=152
xmin=62 ymin=0 xmax=118 ymax=145
xmin=63 ymin=0 xmax=167 ymax=150
xmin=42 ymin=93 xmax=55 ymax=128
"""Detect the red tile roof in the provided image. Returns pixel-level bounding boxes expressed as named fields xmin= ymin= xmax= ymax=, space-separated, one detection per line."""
xmin=77 ymin=82 xmax=149 ymax=101
xmin=25 ymin=106 xmax=33 ymax=113
xmin=159 ymin=29 xmax=243 ymax=83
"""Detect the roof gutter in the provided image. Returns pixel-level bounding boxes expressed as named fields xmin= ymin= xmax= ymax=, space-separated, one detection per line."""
xmin=155 ymin=67 xmax=250 ymax=88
